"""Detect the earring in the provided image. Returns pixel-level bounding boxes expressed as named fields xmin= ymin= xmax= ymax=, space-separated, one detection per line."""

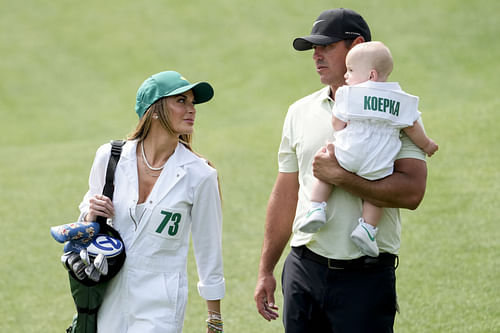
xmin=153 ymin=114 xmax=159 ymax=119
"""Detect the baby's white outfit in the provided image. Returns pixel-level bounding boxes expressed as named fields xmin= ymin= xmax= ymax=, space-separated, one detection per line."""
xmin=333 ymin=81 xmax=420 ymax=180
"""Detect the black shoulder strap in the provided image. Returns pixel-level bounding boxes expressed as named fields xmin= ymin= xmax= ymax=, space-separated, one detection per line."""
xmin=96 ymin=140 xmax=126 ymax=225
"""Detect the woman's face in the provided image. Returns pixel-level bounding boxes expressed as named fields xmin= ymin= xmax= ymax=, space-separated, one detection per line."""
xmin=164 ymin=90 xmax=197 ymax=135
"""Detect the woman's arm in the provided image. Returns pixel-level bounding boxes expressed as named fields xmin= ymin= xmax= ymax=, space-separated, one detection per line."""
xmin=191 ymin=170 xmax=225 ymax=331
xmin=206 ymin=300 xmax=222 ymax=333
xmin=78 ymin=144 xmax=113 ymax=221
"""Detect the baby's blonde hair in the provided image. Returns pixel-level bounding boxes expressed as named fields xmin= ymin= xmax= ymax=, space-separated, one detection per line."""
xmin=350 ymin=41 xmax=394 ymax=81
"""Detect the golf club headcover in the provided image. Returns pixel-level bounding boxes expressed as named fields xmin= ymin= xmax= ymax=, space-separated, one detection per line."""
xmin=51 ymin=222 xmax=100 ymax=245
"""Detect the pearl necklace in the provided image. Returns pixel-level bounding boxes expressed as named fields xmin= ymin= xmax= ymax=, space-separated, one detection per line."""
xmin=140 ymin=141 xmax=166 ymax=171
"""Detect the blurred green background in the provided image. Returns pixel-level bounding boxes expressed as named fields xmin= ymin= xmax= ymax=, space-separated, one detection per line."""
xmin=0 ymin=0 xmax=498 ymax=332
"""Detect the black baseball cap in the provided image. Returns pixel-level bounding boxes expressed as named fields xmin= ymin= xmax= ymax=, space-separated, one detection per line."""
xmin=293 ymin=8 xmax=371 ymax=51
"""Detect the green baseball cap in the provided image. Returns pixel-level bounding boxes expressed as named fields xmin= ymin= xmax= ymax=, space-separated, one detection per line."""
xmin=135 ymin=71 xmax=214 ymax=118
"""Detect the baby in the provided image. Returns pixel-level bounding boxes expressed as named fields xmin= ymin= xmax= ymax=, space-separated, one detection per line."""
xmin=299 ymin=41 xmax=438 ymax=257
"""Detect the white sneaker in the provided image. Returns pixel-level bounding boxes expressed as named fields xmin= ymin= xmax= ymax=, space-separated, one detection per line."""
xmin=299 ymin=202 xmax=327 ymax=233
xmin=351 ymin=218 xmax=379 ymax=257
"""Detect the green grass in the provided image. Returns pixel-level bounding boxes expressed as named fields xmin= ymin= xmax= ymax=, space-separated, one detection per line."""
xmin=1 ymin=0 xmax=498 ymax=332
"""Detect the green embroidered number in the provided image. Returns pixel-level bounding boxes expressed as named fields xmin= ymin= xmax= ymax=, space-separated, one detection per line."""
xmin=156 ymin=210 xmax=182 ymax=236
xmin=168 ymin=213 xmax=181 ymax=236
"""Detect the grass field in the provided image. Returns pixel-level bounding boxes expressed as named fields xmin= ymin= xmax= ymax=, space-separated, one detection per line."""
xmin=1 ymin=0 xmax=499 ymax=332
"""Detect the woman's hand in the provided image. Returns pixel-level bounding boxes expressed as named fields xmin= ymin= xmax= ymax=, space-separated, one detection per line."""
xmin=85 ymin=194 xmax=115 ymax=222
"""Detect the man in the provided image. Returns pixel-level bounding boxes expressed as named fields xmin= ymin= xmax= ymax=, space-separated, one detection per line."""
xmin=254 ymin=8 xmax=427 ymax=332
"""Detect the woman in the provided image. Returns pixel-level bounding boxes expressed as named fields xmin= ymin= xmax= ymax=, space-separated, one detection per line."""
xmin=78 ymin=71 xmax=225 ymax=332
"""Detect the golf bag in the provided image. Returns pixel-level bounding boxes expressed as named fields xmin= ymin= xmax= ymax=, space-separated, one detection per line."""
xmin=63 ymin=140 xmax=126 ymax=333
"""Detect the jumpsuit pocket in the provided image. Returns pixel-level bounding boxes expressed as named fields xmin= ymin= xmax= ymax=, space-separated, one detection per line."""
xmin=146 ymin=206 xmax=188 ymax=251
xmin=129 ymin=269 xmax=179 ymax=327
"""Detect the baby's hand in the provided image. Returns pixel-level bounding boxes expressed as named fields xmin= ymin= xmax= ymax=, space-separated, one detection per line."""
xmin=424 ymin=139 xmax=439 ymax=157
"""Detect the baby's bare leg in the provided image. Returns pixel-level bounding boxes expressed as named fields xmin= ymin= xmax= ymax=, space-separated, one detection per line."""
xmin=310 ymin=178 xmax=333 ymax=203
xmin=362 ymin=201 xmax=383 ymax=228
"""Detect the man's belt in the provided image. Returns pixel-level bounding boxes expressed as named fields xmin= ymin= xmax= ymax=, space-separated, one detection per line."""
xmin=292 ymin=245 xmax=398 ymax=270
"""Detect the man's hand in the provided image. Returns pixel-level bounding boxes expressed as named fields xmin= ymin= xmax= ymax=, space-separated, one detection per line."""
xmin=254 ymin=273 xmax=279 ymax=321
xmin=312 ymin=142 xmax=345 ymax=186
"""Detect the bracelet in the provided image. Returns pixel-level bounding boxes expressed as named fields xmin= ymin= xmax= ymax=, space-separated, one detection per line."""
xmin=206 ymin=311 xmax=223 ymax=333
xmin=206 ymin=321 xmax=223 ymax=333
xmin=208 ymin=310 xmax=222 ymax=320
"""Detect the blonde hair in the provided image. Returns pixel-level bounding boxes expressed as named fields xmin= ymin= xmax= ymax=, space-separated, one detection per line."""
xmin=351 ymin=41 xmax=394 ymax=81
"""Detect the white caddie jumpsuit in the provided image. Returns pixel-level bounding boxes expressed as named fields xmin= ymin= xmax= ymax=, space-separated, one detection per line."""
xmin=78 ymin=140 xmax=225 ymax=333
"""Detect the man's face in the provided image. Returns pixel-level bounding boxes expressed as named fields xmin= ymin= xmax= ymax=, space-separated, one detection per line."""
xmin=312 ymin=41 xmax=350 ymax=87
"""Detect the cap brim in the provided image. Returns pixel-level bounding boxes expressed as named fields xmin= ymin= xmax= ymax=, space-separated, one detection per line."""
xmin=293 ymin=35 xmax=343 ymax=51
xmin=167 ymin=82 xmax=214 ymax=104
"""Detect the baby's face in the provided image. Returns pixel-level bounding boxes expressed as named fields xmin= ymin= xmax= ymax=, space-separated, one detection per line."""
xmin=344 ymin=50 xmax=372 ymax=85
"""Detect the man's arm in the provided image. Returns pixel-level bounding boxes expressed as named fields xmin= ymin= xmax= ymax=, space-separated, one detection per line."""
xmin=313 ymin=143 xmax=427 ymax=209
xmin=255 ymin=172 xmax=299 ymax=321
